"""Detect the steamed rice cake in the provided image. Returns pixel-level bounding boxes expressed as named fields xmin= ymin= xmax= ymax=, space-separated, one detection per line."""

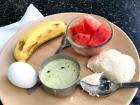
xmin=87 ymin=49 xmax=135 ymax=83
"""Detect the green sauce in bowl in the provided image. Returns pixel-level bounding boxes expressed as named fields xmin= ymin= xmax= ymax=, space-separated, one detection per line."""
xmin=40 ymin=58 xmax=80 ymax=89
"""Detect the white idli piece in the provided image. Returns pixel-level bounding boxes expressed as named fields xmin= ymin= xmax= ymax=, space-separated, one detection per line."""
xmin=87 ymin=49 xmax=136 ymax=83
xmin=82 ymin=72 xmax=103 ymax=85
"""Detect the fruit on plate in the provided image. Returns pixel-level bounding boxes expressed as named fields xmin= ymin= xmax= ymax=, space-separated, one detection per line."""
xmin=69 ymin=15 xmax=112 ymax=46
xmin=14 ymin=21 xmax=66 ymax=62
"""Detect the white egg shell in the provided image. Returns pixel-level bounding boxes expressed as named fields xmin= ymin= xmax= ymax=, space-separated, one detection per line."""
xmin=8 ymin=62 xmax=37 ymax=88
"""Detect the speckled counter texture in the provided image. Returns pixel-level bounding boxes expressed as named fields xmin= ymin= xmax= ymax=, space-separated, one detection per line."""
xmin=0 ymin=0 xmax=140 ymax=105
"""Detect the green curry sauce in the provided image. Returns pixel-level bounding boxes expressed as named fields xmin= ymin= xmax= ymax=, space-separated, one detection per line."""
xmin=40 ymin=58 xmax=79 ymax=89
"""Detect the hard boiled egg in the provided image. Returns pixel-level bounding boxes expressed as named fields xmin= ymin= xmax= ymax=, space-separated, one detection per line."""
xmin=8 ymin=62 xmax=37 ymax=88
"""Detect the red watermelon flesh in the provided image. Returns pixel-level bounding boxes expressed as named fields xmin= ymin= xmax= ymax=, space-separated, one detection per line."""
xmin=88 ymin=25 xmax=111 ymax=46
xmin=70 ymin=15 xmax=111 ymax=46
xmin=69 ymin=22 xmax=85 ymax=34
xmin=81 ymin=15 xmax=102 ymax=35
xmin=72 ymin=33 xmax=91 ymax=46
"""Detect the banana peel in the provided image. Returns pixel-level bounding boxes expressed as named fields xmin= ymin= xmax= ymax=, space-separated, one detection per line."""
xmin=14 ymin=21 xmax=67 ymax=62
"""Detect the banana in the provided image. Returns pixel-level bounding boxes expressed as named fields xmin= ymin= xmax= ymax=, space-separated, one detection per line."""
xmin=14 ymin=21 xmax=67 ymax=62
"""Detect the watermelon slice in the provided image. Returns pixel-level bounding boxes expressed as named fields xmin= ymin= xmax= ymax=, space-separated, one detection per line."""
xmin=88 ymin=25 xmax=111 ymax=46
xmin=81 ymin=15 xmax=102 ymax=35
xmin=70 ymin=15 xmax=111 ymax=47
xmin=69 ymin=22 xmax=85 ymax=34
xmin=72 ymin=33 xmax=91 ymax=46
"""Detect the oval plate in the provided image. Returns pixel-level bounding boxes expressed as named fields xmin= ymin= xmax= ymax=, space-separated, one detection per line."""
xmin=0 ymin=12 xmax=139 ymax=105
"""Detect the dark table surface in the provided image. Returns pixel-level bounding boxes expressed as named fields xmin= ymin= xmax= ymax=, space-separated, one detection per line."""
xmin=0 ymin=0 xmax=140 ymax=105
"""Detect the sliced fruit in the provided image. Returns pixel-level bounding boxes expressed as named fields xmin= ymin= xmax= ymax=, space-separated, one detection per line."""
xmin=81 ymin=15 xmax=102 ymax=35
xmin=72 ymin=33 xmax=91 ymax=46
xmin=69 ymin=22 xmax=85 ymax=34
xmin=70 ymin=15 xmax=111 ymax=47
xmin=88 ymin=25 xmax=111 ymax=46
